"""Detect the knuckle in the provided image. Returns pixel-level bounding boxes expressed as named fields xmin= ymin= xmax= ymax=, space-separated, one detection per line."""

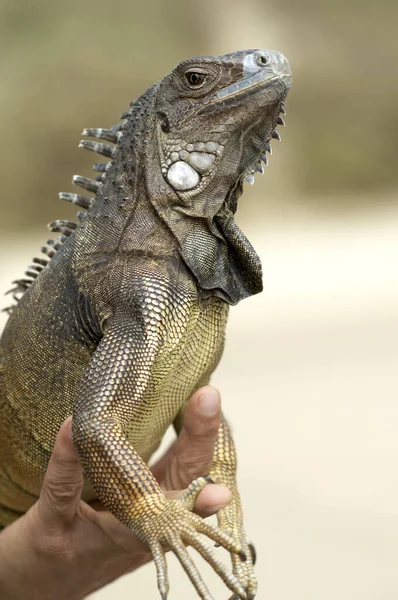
xmin=177 ymin=453 xmax=212 ymax=482
xmin=44 ymin=476 xmax=81 ymax=507
xmin=185 ymin=421 xmax=219 ymax=439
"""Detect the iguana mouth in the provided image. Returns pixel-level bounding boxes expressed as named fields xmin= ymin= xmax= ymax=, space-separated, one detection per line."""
xmin=199 ymin=72 xmax=291 ymax=111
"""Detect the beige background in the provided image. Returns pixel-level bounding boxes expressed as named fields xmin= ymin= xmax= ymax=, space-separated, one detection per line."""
xmin=1 ymin=0 xmax=397 ymax=598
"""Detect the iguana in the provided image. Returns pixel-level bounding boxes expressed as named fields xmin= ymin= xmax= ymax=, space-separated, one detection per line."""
xmin=0 ymin=49 xmax=291 ymax=599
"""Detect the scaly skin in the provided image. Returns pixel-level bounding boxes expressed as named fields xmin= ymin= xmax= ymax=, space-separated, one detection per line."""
xmin=0 ymin=50 xmax=291 ymax=599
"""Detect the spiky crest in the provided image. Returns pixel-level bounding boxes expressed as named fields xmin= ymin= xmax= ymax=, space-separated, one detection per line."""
xmin=3 ymin=118 xmax=129 ymax=313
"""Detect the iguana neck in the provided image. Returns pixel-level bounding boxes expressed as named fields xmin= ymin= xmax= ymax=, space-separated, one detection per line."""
xmin=144 ymin=126 xmax=263 ymax=305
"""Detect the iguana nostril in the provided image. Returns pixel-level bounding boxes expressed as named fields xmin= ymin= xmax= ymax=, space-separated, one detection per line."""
xmin=257 ymin=55 xmax=268 ymax=66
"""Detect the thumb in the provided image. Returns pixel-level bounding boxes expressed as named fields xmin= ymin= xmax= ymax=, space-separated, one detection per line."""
xmin=152 ymin=386 xmax=222 ymax=490
xmin=38 ymin=417 xmax=84 ymax=533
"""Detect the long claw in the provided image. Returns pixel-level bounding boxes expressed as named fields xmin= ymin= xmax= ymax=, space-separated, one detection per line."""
xmin=196 ymin=520 xmax=243 ymax=557
xmin=248 ymin=541 xmax=257 ymax=565
xmin=184 ymin=529 xmax=248 ymax=600
xmin=173 ymin=540 xmax=214 ymax=600
xmin=150 ymin=541 xmax=169 ymax=600
xmin=212 ymin=496 xmax=258 ymax=599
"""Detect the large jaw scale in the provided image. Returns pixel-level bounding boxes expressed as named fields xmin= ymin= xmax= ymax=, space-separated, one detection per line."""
xmin=158 ymin=130 xmax=226 ymax=200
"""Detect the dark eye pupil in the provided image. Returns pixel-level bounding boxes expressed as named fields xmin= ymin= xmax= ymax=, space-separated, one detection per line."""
xmin=187 ymin=72 xmax=203 ymax=86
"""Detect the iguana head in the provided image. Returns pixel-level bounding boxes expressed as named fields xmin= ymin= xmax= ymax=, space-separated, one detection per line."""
xmin=154 ymin=49 xmax=291 ymax=212
xmin=142 ymin=49 xmax=291 ymax=304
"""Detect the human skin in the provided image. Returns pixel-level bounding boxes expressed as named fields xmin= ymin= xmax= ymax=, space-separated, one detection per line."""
xmin=0 ymin=386 xmax=232 ymax=600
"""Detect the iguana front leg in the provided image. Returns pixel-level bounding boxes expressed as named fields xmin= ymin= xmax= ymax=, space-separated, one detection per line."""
xmin=72 ymin=311 xmax=247 ymax=600
xmin=208 ymin=416 xmax=257 ymax=600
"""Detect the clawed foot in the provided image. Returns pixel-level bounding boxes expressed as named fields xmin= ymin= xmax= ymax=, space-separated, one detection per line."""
xmin=227 ymin=536 xmax=257 ymax=600
xmin=215 ymin=502 xmax=258 ymax=600
xmin=137 ymin=477 xmax=248 ymax=600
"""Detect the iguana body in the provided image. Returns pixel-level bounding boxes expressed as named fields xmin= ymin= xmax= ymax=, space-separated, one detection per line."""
xmin=0 ymin=49 xmax=291 ymax=599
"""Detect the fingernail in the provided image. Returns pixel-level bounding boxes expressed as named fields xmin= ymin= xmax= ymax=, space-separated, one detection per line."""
xmin=198 ymin=389 xmax=220 ymax=416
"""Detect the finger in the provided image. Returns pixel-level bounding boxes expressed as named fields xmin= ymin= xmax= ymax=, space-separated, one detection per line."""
xmin=173 ymin=386 xmax=221 ymax=486
xmin=183 ymin=386 xmax=221 ymax=440
xmin=192 ymin=483 xmax=232 ymax=517
xmin=38 ymin=417 xmax=84 ymax=533
xmin=152 ymin=387 xmax=221 ymax=489
xmin=93 ymin=508 xmax=151 ymax=558
xmin=165 ymin=484 xmax=232 ymax=518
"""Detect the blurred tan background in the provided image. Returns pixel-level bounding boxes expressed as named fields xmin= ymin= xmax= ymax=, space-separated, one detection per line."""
xmin=1 ymin=0 xmax=397 ymax=598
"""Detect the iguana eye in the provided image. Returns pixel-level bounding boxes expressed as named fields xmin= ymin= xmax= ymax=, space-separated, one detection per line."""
xmin=185 ymin=71 xmax=206 ymax=87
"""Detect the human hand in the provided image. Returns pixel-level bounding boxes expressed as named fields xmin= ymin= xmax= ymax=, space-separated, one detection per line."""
xmin=0 ymin=387 xmax=231 ymax=600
